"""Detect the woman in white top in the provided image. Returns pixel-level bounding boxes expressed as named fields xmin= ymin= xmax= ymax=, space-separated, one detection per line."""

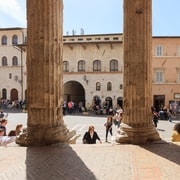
xmin=0 ymin=128 xmax=16 ymax=146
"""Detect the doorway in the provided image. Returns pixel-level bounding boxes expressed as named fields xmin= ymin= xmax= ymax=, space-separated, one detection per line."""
xmin=64 ymin=81 xmax=85 ymax=110
xmin=153 ymin=95 xmax=165 ymax=112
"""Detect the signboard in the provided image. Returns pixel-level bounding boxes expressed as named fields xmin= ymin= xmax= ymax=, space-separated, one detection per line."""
xmin=174 ymin=93 xmax=180 ymax=99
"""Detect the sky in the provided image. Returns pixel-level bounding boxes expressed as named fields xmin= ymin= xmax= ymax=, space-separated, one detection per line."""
xmin=0 ymin=0 xmax=179 ymax=36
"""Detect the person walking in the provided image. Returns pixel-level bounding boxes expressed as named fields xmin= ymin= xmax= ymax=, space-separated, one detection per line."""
xmin=104 ymin=116 xmax=113 ymax=142
xmin=0 ymin=119 xmax=8 ymax=135
xmin=152 ymin=110 xmax=159 ymax=127
xmin=0 ymin=110 xmax=4 ymax=120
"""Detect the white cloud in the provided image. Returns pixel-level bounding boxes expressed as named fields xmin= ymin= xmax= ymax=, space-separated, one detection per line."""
xmin=0 ymin=0 xmax=26 ymax=26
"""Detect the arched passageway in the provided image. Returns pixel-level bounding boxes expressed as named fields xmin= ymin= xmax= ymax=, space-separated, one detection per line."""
xmin=117 ymin=97 xmax=123 ymax=108
xmin=64 ymin=81 xmax=85 ymax=111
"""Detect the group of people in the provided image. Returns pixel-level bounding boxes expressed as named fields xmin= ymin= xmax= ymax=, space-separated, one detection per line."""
xmin=82 ymin=122 xmax=180 ymax=144
xmin=82 ymin=119 xmax=114 ymax=144
xmin=1 ymin=106 xmax=180 ymax=146
xmin=152 ymin=106 xmax=175 ymax=127
xmin=0 ymin=112 xmax=23 ymax=146
xmin=82 ymin=107 xmax=123 ymax=144
xmin=82 ymin=106 xmax=180 ymax=144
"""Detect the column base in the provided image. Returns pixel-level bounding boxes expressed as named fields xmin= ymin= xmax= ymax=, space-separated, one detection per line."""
xmin=16 ymin=124 xmax=74 ymax=146
xmin=115 ymin=123 xmax=161 ymax=144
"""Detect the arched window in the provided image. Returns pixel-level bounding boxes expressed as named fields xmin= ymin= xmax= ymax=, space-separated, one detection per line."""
xmin=9 ymin=73 xmax=12 ymax=79
xmin=12 ymin=35 xmax=18 ymax=45
xmin=78 ymin=60 xmax=85 ymax=72
xmin=107 ymin=82 xmax=112 ymax=91
xmin=12 ymin=56 xmax=18 ymax=66
xmin=1 ymin=35 xmax=7 ymax=45
xmin=93 ymin=60 xmax=101 ymax=71
xmin=2 ymin=56 xmax=8 ymax=66
xmin=63 ymin=61 xmax=69 ymax=72
xmin=110 ymin=59 xmax=118 ymax=71
xmin=96 ymin=82 xmax=101 ymax=91
xmin=2 ymin=88 xmax=7 ymax=99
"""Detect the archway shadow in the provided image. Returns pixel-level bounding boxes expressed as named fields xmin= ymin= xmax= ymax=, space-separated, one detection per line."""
xmin=26 ymin=144 xmax=96 ymax=180
xmin=141 ymin=140 xmax=180 ymax=166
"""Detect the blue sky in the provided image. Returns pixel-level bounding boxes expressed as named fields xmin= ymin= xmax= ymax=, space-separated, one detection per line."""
xmin=0 ymin=0 xmax=179 ymax=36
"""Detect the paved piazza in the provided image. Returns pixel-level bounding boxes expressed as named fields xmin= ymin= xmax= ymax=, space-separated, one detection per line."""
xmin=5 ymin=110 xmax=179 ymax=144
xmin=1 ymin=110 xmax=180 ymax=180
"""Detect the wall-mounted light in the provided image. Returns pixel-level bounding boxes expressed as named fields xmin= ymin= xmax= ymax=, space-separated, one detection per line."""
xmin=83 ymin=75 xmax=88 ymax=84
xmin=14 ymin=75 xmax=22 ymax=84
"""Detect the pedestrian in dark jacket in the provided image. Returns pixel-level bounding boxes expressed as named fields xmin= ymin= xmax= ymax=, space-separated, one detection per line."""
xmin=153 ymin=111 xmax=159 ymax=127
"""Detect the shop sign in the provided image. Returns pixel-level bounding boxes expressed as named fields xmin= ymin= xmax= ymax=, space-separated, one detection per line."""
xmin=174 ymin=93 xmax=180 ymax=99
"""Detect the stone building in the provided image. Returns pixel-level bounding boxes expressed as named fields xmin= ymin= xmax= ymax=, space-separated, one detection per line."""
xmin=152 ymin=36 xmax=180 ymax=113
xmin=63 ymin=33 xmax=124 ymax=111
xmin=0 ymin=28 xmax=180 ymax=113
xmin=0 ymin=28 xmax=27 ymax=105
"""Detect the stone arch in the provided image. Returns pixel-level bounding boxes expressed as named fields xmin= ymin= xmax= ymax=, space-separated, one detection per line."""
xmin=10 ymin=88 xmax=18 ymax=101
xmin=117 ymin=96 xmax=123 ymax=108
xmin=105 ymin=96 xmax=113 ymax=108
xmin=64 ymin=81 xmax=85 ymax=109
xmin=2 ymin=88 xmax=7 ymax=99
xmin=92 ymin=95 xmax=102 ymax=110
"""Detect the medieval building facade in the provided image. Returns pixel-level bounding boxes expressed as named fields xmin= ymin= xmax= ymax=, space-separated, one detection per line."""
xmin=0 ymin=28 xmax=180 ymax=113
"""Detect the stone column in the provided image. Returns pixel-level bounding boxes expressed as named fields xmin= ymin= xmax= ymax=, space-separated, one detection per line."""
xmin=116 ymin=0 xmax=160 ymax=144
xmin=16 ymin=0 xmax=70 ymax=146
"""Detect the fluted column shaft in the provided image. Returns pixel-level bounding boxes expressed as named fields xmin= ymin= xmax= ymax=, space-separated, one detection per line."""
xmin=116 ymin=0 xmax=160 ymax=144
xmin=17 ymin=0 xmax=69 ymax=146
xmin=123 ymin=0 xmax=152 ymax=126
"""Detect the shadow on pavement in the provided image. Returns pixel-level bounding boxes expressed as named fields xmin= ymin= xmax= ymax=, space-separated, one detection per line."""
xmin=26 ymin=144 xmax=96 ymax=180
xmin=141 ymin=140 xmax=180 ymax=166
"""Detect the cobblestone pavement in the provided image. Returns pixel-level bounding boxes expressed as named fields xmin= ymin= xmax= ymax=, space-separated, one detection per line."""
xmin=0 ymin=142 xmax=180 ymax=180
xmin=0 ymin=110 xmax=180 ymax=180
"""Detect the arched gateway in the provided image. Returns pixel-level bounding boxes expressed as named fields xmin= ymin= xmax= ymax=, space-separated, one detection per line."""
xmin=17 ymin=0 xmax=160 ymax=146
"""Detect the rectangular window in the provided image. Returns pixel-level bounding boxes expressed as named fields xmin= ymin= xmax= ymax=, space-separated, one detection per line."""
xmin=155 ymin=71 xmax=163 ymax=83
xmin=178 ymin=71 xmax=180 ymax=82
xmin=78 ymin=60 xmax=85 ymax=72
xmin=178 ymin=46 xmax=180 ymax=57
xmin=113 ymin=37 xmax=119 ymax=40
xmin=156 ymin=45 xmax=163 ymax=56
xmin=63 ymin=61 xmax=69 ymax=72
xmin=9 ymin=73 xmax=12 ymax=79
